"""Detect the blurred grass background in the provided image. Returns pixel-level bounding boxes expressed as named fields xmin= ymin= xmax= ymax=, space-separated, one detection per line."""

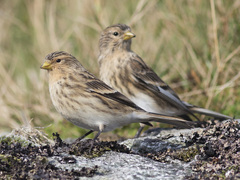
xmin=0 ymin=0 xmax=239 ymax=139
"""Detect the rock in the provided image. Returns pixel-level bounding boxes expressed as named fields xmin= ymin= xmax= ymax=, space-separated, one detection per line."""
xmin=48 ymin=151 xmax=193 ymax=180
xmin=121 ymin=128 xmax=203 ymax=153
xmin=0 ymin=119 xmax=239 ymax=179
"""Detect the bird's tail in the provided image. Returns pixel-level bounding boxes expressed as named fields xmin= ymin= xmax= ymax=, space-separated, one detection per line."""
xmin=135 ymin=111 xmax=196 ymax=128
xmin=181 ymin=101 xmax=232 ymax=120
xmin=189 ymin=107 xmax=232 ymax=120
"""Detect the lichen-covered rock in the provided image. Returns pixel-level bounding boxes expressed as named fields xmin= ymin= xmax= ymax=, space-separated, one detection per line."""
xmin=0 ymin=120 xmax=239 ymax=179
xmin=186 ymin=120 xmax=240 ymax=179
xmin=48 ymin=151 xmax=193 ymax=180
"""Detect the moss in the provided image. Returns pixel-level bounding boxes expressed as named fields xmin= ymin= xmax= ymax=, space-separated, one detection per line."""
xmin=1 ymin=127 xmax=54 ymax=146
xmin=69 ymin=140 xmax=130 ymax=158
xmin=0 ymin=132 xmax=98 ymax=178
xmin=70 ymin=144 xmax=112 ymax=158
xmin=0 ymin=154 xmax=21 ymax=166
xmin=219 ymin=166 xmax=240 ymax=179
xmin=0 ymin=136 xmax=30 ymax=147
xmin=173 ymin=145 xmax=200 ymax=162
xmin=145 ymin=144 xmax=202 ymax=163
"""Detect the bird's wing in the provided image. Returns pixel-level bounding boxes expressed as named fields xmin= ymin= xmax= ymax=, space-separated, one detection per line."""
xmin=86 ymin=79 xmax=142 ymax=110
xmin=86 ymin=78 xmax=152 ymax=126
xmin=129 ymin=56 xmax=198 ymax=119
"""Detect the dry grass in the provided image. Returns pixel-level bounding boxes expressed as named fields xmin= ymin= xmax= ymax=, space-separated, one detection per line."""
xmin=0 ymin=0 xmax=239 ymax=138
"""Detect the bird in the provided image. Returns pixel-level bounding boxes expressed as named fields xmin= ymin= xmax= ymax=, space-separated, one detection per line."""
xmin=98 ymin=24 xmax=232 ymax=137
xmin=40 ymin=51 xmax=195 ymax=142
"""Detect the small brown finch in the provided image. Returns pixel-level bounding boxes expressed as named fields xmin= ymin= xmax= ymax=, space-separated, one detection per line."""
xmin=40 ymin=51 xmax=194 ymax=141
xmin=98 ymin=24 xmax=232 ymax=137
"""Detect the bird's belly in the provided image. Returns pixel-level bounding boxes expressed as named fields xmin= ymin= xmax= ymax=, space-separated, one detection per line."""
xmin=49 ymin=84 xmax=135 ymax=132
xmin=62 ymin=110 xmax=134 ymax=132
xmin=129 ymin=93 xmax=180 ymax=116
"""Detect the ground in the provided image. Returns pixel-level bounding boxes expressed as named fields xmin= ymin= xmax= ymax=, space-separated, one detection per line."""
xmin=0 ymin=120 xmax=239 ymax=179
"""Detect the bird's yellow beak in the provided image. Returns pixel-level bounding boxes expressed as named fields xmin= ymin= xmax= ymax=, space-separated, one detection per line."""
xmin=40 ymin=61 xmax=52 ymax=70
xmin=123 ymin=32 xmax=136 ymax=40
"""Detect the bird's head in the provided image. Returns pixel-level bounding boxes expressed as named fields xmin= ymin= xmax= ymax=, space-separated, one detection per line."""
xmin=40 ymin=51 xmax=82 ymax=72
xmin=99 ymin=24 xmax=136 ymax=54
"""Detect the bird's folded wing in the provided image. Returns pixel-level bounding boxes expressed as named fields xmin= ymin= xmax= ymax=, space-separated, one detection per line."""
xmin=130 ymin=57 xmax=198 ymax=119
xmin=86 ymin=79 xmax=152 ymax=126
xmin=86 ymin=79 xmax=142 ymax=109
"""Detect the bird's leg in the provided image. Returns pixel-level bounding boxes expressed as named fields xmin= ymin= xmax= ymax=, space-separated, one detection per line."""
xmin=89 ymin=130 xmax=102 ymax=152
xmin=93 ymin=131 xmax=102 ymax=141
xmin=134 ymin=125 xmax=144 ymax=138
xmin=134 ymin=122 xmax=152 ymax=138
xmin=89 ymin=124 xmax=105 ymax=152
xmin=75 ymin=130 xmax=94 ymax=142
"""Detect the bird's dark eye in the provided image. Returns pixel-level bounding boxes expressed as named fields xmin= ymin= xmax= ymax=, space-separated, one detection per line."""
xmin=56 ymin=59 xmax=61 ymax=63
xmin=113 ymin=32 xmax=119 ymax=36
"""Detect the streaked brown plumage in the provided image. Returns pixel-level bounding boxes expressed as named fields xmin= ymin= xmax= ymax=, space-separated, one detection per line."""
xmin=41 ymin=51 xmax=194 ymax=141
xmin=98 ymin=24 xmax=232 ymax=137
